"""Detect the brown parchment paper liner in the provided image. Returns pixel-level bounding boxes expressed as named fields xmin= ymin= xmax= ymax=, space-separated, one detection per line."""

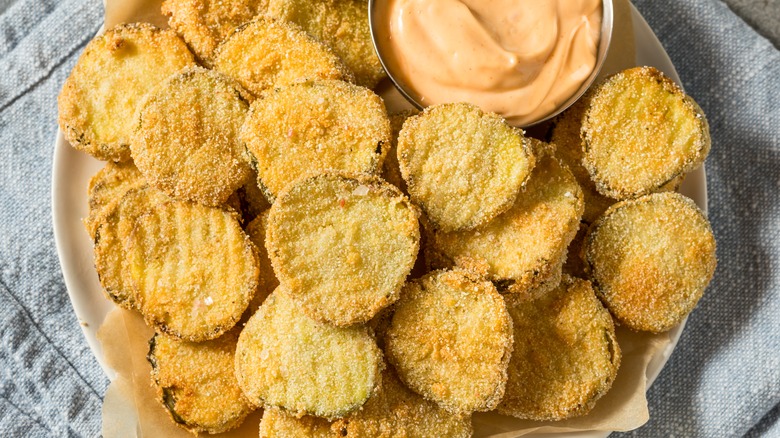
xmin=98 ymin=0 xmax=671 ymax=436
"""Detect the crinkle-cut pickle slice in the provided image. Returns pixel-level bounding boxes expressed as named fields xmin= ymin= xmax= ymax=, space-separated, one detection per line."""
xmin=58 ymin=22 xmax=195 ymax=162
xmin=582 ymin=66 xmax=711 ymax=200
xmin=498 ymin=275 xmax=621 ymax=421
xmin=426 ymin=153 xmax=583 ymax=294
xmin=241 ymin=79 xmax=390 ymax=201
xmin=397 ymin=102 xmax=534 ymax=232
xmin=127 ymin=201 xmax=258 ymax=341
xmin=93 ymin=186 xmax=170 ymax=310
xmin=84 ymin=161 xmax=145 ymax=239
xmin=583 ymin=192 xmax=717 ymax=333
xmin=235 ymin=291 xmax=383 ymax=419
xmin=267 ymin=0 xmax=385 ymax=88
xmin=148 ymin=330 xmax=254 ymax=434
xmin=161 ymin=0 xmax=269 ymax=67
xmin=385 ymin=270 xmax=513 ymax=415
xmin=245 ymin=211 xmax=279 ymax=315
xmin=131 ymin=67 xmax=253 ymax=207
xmin=214 ymin=17 xmax=353 ymax=97
xmin=267 ymin=172 xmax=419 ymax=326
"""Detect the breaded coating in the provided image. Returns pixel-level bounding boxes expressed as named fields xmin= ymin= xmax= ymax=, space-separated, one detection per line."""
xmin=385 ymin=270 xmax=513 ymax=415
xmin=260 ymin=369 xmax=473 ymax=438
xmin=126 ymin=201 xmax=258 ymax=341
xmin=241 ymin=80 xmax=391 ymax=200
xmin=84 ymin=161 xmax=145 ymax=240
xmin=550 ymin=97 xmax=616 ymax=223
xmin=259 ymin=407 xmax=337 ymax=438
xmin=397 ymin=103 xmax=534 ymax=232
xmin=498 ymin=275 xmax=621 ymax=421
xmin=131 ymin=67 xmax=254 ymax=207
xmin=161 ymin=0 xmax=269 ymax=66
xmin=93 ymin=186 xmax=170 ymax=309
xmin=58 ymin=23 xmax=195 ymax=162
xmin=235 ymin=291 xmax=383 ymax=419
xmin=426 ymin=153 xmax=583 ymax=294
xmin=267 ymin=0 xmax=385 ymax=88
xmin=382 ymin=110 xmax=418 ymax=194
xmin=582 ymin=66 xmax=711 ymax=200
xmin=245 ymin=211 xmax=279 ymax=315
xmin=583 ymin=192 xmax=717 ymax=333
xmin=148 ymin=330 xmax=254 ymax=434
xmin=214 ymin=17 xmax=353 ymax=97
xmin=267 ymin=172 xmax=420 ymax=326
xmin=335 ymin=368 xmax=473 ymax=437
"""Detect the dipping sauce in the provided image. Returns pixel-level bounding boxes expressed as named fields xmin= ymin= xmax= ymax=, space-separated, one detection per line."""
xmin=375 ymin=0 xmax=602 ymax=126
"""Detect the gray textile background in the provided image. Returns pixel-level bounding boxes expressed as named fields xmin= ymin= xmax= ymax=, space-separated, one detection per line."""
xmin=0 ymin=0 xmax=777 ymax=437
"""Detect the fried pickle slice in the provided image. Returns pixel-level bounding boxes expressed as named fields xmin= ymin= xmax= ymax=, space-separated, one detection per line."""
xmin=397 ymin=103 xmax=534 ymax=232
xmin=245 ymin=211 xmax=278 ymax=315
xmin=58 ymin=23 xmax=195 ymax=162
xmin=583 ymin=192 xmax=717 ymax=332
xmin=581 ymin=66 xmax=711 ymax=200
xmin=267 ymin=172 xmax=419 ymax=326
xmin=93 ymin=186 xmax=170 ymax=309
xmin=335 ymin=368 xmax=473 ymax=437
xmin=161 ymin=0 xmax=268 ymax=66
xmin=126 ymin=201 xmax=258 ymax=341
xmin=426 ymin=153 xmax=583 ymax=294
xmin=241 ymin=80 xmax=390 ymax=200
xmin=267 ymin=0 xmax=385 ymax=88
xmin=498 ymin=275 xmax=620 ymax=420
xmin=214 ymin=17 xmax=353 ymax=97
xmin=147 ymin=330 xmax=254 ymax=434
xmin=550 ymin=97 xmax=616 ymax=223
xmin=131 ymin=67 xmax=253 ymax=207
xmin=385 ymin=270 xmax=513 ymax=415
xmin=84 ymin=161 xmax=145 ymax=239
xmin=259 ymin=407 xmax=337 ymax=438
xmin=235 ymin=290 xmax=383 ymax=419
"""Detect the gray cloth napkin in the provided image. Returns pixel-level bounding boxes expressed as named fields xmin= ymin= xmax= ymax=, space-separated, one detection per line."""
xmin=0 ymin=0 xmax=777 ymax=436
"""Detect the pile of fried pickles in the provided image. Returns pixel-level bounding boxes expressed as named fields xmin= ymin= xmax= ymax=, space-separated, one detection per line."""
xmin=58 ymin=0 xmax=717 ymax=436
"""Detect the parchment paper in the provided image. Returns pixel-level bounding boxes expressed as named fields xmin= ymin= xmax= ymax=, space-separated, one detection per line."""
xmin=98 ymin=0 xmax=671 ymax=436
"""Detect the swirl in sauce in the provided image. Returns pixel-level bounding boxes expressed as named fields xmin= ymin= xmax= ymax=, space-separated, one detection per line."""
xmin=376 ymin=0 xmax=602 ymax=126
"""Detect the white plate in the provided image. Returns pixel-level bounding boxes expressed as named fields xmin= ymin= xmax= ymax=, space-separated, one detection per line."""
xmin=52 ymin=4 xmax=707 ymax=435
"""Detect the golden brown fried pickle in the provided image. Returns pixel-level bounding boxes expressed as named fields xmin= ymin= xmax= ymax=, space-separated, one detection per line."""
xmin=126 ymin=201 xmax=258 ymax=341
xmin=58 ymin=23 xmax=195 ymax=162
xmin=161 ymin=0 xmax=269 ymax=66
xmin=235 ymin=291 xmax=383 ymax=419
xmin=267 ymin=172 xmax=419 ymax=326
xmin=382 ymin=110 xmax=418 ymax=194
xmin=583 ymin=192 xmax=717 ymax=332
xmin=398 ymin=103 xmax=534 ymax=232
xmin=550 ymin=97 xmax=616 ymax=223
xmin=148 ymin=330 xmax=254 ymax=434
xmin=259 ymin=407 xmax=338 ymax=438
xmin=498 ymin=275 xmax=620 ymax=421
xmin=426 ymin=153 xmax=583 ymax=294
xmin=84 ymin=161 xmax=145 ymax=240
xmin=267 ymin=0 xmax=385 ymax=88
xmin=385 ymin=270 xmax=513 ymax=415
xmin=132 ymin=67 xmax=254 ymax=207
xmin=214 ymin=17 xmax=353 ymax=97
xmin=93 ymin=186 xmax=170 ymax=309
xmin=335 ymin=368 xmax=473 ymax=437
xmin=582 ymin=66 xmax=711 ymax=200
xmin=241 ymin=79 xmax=391 ymax=200
xmin=245 ymin=211 xmax=278 ymax=315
